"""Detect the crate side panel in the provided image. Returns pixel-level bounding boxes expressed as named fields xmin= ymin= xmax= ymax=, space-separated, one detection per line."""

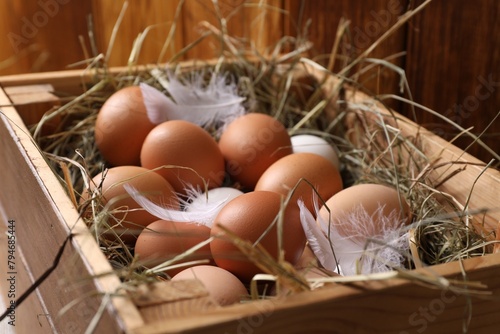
xmin=4 ymin=84 xmax=62 ymax=133
xmin=0 ymin=70 xmax=90 ymax=95
xmin=0 ymin=205 xmax=54 ymax=333
xmin=306 ymin=62 xmax=500 ymax=231
xmin=2 ymin=63 xmax=498 ymax=334
xmin=0 ymin=92 xmax=135 ymax=332
xmin=134 ymin=254 xmax=500 ymax=334
xmin=342 ymin=82 xmax=500 ymax=230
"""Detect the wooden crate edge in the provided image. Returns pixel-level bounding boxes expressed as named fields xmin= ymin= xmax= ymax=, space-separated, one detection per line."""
xmin=0 ymin=86 xmax=145 ymax=332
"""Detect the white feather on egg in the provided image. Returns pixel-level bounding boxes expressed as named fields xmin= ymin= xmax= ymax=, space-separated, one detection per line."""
xmin=298 ymin=199 xmax=339 ymax=272
xmin=124 ymin=183 xmax=227 ymax=228
xmin=298 ymin=197 xmax=410 ymax=276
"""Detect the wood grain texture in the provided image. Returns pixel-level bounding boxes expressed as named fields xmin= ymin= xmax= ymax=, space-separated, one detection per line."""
xmin=90 ymin=0 xmax=184 ymax=66
xmin=343 ymin=75 xmax=500 ymax=231
xmin=180 ymin=0 xmax=284 ymax=60
xmin=0 ymin=209 xmax=53 ymax=333
xmin=405 ymin=0 xmax=500 ymax=163
xmin=131 ymin=279 xmax=219 ymax=323
xmin=133 ymin=253 xmax=500 ymax=334
xmin=0 ymin=1 xmax=498 ymax=162
xmin=283 ymin=0 xmax=409 ymax=102
xmin=0 ymin=87 xmax=145 ymax=333
xmin=305 ymin=60 xmax=499 ymax=231
xmin=4 ymin=84 xmax=61 ymax=133
xmin=0 ymin=1 xmax=92 ymax=74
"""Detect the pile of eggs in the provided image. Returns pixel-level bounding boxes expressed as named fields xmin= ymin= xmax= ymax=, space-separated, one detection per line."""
xmin=86 ymin=84 xmax=411 ymax=306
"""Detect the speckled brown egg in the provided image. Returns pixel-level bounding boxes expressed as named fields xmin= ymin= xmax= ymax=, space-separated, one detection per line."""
xmin=82 ymin=166 xmax=180 ymax=243
xmin=171 ymin=265 xmax=248 ymax=306
xmin=218 ymin=113 xmax=292 ymax=189
xmin=140 ymin=120 xmax=225 ymax=195
xmin=210 ymin=190 xmax=306 ymax=282
xmin=135 ymin=219 xmax=212 ymax=276
xmin=255 ymin=152 xmax=343 ymax=214
xmin=95 ymin=86 xmax=156 ymax=166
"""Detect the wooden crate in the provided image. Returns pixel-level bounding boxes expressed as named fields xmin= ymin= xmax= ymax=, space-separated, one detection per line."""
xmin=0 ymin=63 xmax=499 ymax=334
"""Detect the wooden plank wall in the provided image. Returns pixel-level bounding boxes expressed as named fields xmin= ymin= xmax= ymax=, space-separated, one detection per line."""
xmin=406 ymin=0 xmax=500 ymax=165
xmin=0 ymin=0 xmax=498 ymax=162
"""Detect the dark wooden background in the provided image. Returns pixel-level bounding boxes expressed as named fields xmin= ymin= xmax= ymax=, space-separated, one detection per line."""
xmin=0 ymin=0 xmax=498 ymax=163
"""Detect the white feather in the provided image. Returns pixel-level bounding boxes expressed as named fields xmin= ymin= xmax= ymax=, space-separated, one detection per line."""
xmin=314 ymin=202 xmax=410 ymax=276
xmin=184 ymin=186 xmax=243 ymax=215
xmin=140 ymin=82 xmax=170 ymax=124
xmin=123 ymin=184 xmax=225 ymax=227
xmin=298 ymin=200 xmax=338 ymax=272
xmin=141 ymin=71 xmax=246 ymax=129
xmin=314 ymin=211 xmax=361 ymax=276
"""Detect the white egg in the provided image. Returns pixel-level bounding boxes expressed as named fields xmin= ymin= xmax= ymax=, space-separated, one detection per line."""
xmin=291 ymin=134 xmax=340 ymax=169
xmin=186 ymin=187 xmax=244 ymax=213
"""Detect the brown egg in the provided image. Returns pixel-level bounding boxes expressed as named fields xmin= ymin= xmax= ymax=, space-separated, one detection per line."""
xmin=171 ymin=265 xmax=247 ymax=306
xmin=210 ymin=191 xmax=306 ymax=282
xmin=140 ymin=120 xmax=225 ymax=194
xmin=82 ymin=166 xmax=180 ymax=243
xmin=218 ymin=113 xmax=292 ymax=189
xmin=255 ymin=152 xmax=343 ymax=214
xmin=135 ymin=219 xmax=212 ymax=276
xmin=95 ymin=86 xmax=156 ymax=166
xmin=317 ymin=183 xmax=411 ymax=242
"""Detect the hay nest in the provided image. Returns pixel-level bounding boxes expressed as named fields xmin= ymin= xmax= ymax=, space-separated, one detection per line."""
xmin=31 ymin=0 xmax=496 ymax=303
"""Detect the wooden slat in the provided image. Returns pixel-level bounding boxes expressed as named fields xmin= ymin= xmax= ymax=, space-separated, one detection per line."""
xmin=0 ymin=58 xmax=225 ymax=95
xmin=405 ymin=0 xmax=500 ymax=163
xmin=130 ymin=280 xmax=219 ymax=323
xmin=0 ymin=69 xmax=95 ymax=92
xmin=3 ymin=84 xmax=61 ymax=133
xmin=90 ymin=0 xmax=184 ymax=66
xmin=0 ymin=1 xmax=497 ymax=162
xmin=133 ymin=253 xmax=500 ymax=334
xmin=301 ymin=60 xmax=500 ymax=231
xmin=180 ymin=0 xmax=284 ymax=60
xmin=0 ymin=87 xmax=145 ymax=332
xmin=283 ymin=0 xmax=409 ymax=108
xmin=0 ymin=1 xmax=92 ymax=75
xmin=0 ymin=207 xmax=54 ymax=333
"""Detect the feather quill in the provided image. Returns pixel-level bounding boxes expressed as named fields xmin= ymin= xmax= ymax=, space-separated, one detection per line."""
xmin=298 ymin=199 xmax=338 ymax=272
xmin=141 ymin=70 xmax=246 ymax=129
